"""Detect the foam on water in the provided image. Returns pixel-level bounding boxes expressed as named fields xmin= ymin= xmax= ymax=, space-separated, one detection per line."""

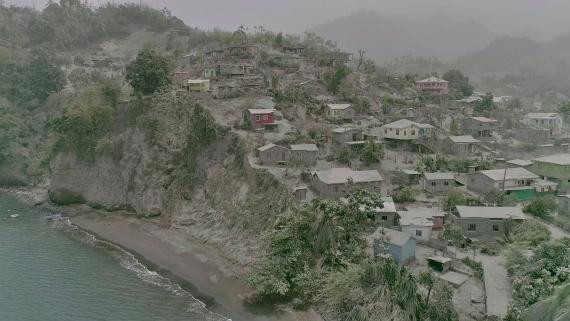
xmin=53 ymin=217 xmax=232 ymax=321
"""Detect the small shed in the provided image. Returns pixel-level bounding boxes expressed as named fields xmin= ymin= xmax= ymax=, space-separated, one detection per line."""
xmin=332 ymin=127 xmax=363 ymax=144
xmin=294 ymin=185 xmax=308 ymax=200
xmin=290 ymin=144 xmax=318 ymax=166
xmin=327 ymin=104 xmax=354 ymax=121
xmin=257 ymin=143 xmax=288 ymax=165
xmin=400 ymin=169 xmax=422 ymax=185
xmin=370 ymin=228 xmax=416 ymax=264
xmin=423 ymin=172 xmax=456 ymax=194
xmin=184 ymin=79 xmax=210 ymax=92
xmin=427 ymin=256 xmax=454 ymax=272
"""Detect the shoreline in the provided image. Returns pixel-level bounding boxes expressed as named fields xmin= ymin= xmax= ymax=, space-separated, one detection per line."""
xmin=1 ymin=187 xmax=321 ymax=321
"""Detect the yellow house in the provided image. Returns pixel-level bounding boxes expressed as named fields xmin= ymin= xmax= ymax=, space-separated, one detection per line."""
xmin=185 ymin=79 xmax=210 ymax=92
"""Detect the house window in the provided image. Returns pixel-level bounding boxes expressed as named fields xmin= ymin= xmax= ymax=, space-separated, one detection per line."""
xmin=396 ymin=130 xmax=400 ymax=135
xmin=444 ymin=181 xmax=449 ymax=186
xmin=431 ymin=181 xmax=436 ymax=186
xmin=263 ymin=115 xmax=269 ymax=120
xmin=411 ymin=130 xmax=416 ymax=135
xmin=385 ymin=129 xmax=388 ymax=134
xmin=415 ymin=230 xmax=422 ymax=237
xmin=255 ymin=115 xmax=261 ymax=121
xmin=381 ymin=215 xmax=388 ymax=221
xmin=492 ymin=225 xmax=500 ymax=232
xmin=403 ymin=131 xmax=407 ymax=135
xmin=468 ymin=224 xmax=477 ymax=231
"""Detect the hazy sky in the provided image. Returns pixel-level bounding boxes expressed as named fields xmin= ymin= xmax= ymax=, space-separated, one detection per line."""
xmin=7 ymin=0 xmax=570 ymax=41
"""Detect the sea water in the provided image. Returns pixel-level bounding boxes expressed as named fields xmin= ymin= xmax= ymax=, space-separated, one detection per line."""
xmin=0 ymin=193 xmax=228 ymax=321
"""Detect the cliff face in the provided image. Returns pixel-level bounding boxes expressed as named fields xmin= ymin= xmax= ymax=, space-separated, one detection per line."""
xmin=48 ymin=91 xmax=225 ymax=217
xmin=49 ymin=130 xmax=164 ymax=216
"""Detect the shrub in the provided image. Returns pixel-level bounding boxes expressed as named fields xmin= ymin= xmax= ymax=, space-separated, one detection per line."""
xmin=524 ymin=196 xmax=557 ymax=219
xmin=461 ymin=257 xmax=484 ymax=280
xmin=392 ymin=187 xmax=416 ymax=203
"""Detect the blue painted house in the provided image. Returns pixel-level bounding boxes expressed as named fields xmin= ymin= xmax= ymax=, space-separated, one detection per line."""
xmin=370 ymin=228 xmax=416 ymax=264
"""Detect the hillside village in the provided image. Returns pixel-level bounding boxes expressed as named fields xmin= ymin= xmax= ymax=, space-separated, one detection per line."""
xmin=1 ymin=3 xmax=570 ymax=321
xmin=164 ymin=31 xmax=570 ymax=320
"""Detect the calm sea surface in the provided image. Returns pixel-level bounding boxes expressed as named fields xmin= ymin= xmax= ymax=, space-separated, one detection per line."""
xmin=0 ymin=193 xmax=228 ymax=321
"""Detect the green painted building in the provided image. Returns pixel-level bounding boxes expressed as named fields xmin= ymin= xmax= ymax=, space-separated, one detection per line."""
xmin=533 ymin=154 xmax=570 ymax=193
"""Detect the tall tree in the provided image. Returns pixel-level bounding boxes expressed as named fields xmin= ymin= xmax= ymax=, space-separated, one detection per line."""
xmin=442 ymin=69 xmax=473 ymax=99
xmin=126 ymin=48 xmax=171 ymax=95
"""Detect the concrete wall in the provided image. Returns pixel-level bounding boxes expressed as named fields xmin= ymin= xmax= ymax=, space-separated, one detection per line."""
xmin=424 ymin=178 xmax=455 ymax=194
xmin=374 ymin=239 xmax=416 ymax=264
xmin=455 ymin=217 xmax=505 ymax=239
xmin=290 ymin=150 xmax=317 ymax=166
xmin=333 ymin=129 xmax=363 ymax=144
xmin=401 ymin=225 xmax=432 ymax=241
xmin=328 ymin=107 xmax=355 ymax=120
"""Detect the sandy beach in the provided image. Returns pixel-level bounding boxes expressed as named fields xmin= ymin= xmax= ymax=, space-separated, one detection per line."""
xmin=70 ymin=212 xmax=321 ymax=321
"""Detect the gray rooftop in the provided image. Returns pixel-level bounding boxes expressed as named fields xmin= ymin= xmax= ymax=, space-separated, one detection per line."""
xmin=534 ymin=154 xmax=570 ymax=166
xmin=477 ymin=167 xmax=538 ymax=181
xmin=448 ymin=135 xmax=481 ymax=144
xmin=371 ymin=228 xmax=413 ymax=247
xmin=257 ymin=143 xmax=287 ymax=152
xmin=506 ymin=159 xmax=534 ymax=167
xmin=313 ymin=168 xmax=383 ymax=185
xmin=424 ymin=172 xmax=455 ymax=180
xmin=383 ymin=119 xmax=434 ymax=129
xmin=469 ymin=116 xmax=498 ymax=123
xmin=332 ymin=127 xmax=360 ymax=133
xmin=327 ymin=103 xmax=352 ymax=110
xmin=455 ymin=206 xmax=525 ymax=220
xmin=290 ymin=144 xmax=318 ymax=152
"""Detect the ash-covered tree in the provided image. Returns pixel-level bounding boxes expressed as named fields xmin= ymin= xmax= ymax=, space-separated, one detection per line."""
xmin=126 ymin=48 xmax=171 ymax=95
xmin=523 ymin=196 xmax=557 ymax=219
xmin=559 ymin=101 xmax=570 ymax=122
xmin=442 ymin=69 xmax=473 ymax=99
xmin=475 ymin=92 xmax=495 ymax=113
xmin=360 ymin=138 xmax=383 ymax=166
xmin=324 ymin=64 xmax=350 ymax=95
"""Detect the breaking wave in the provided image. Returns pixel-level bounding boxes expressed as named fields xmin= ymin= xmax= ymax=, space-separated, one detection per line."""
xmin=49 ymin=216 xmax=232 ymax=321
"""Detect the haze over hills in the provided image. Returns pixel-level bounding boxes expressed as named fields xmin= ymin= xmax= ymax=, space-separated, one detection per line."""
xmin=309 ymin=11 xmax=497 ymax=63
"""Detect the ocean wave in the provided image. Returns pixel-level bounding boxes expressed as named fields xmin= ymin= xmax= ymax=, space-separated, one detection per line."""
xmin=49 ymin=217 xmax=232 ymax=321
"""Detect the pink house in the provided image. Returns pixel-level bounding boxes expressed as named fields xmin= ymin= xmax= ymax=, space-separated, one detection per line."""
xmin=246 ymin=109 xmax=277 ymax=130
xmin=416 ymin=76 xmax=449 ymax=96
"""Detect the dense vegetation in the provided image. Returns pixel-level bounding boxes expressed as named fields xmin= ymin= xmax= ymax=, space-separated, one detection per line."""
xmin=506 ymin=238 xmax=570 ymax=321
xmin=249 ymin=189 xmax=458 ymax=321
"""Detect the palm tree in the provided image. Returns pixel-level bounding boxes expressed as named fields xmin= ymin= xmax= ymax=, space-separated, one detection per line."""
xmin=419 ymin=271 xmax=436 ymax=304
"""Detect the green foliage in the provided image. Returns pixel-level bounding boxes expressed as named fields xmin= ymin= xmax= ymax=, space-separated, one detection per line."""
xmin=522 ymin=283 xmax=570 ymax=321
xmin=524 ymin=196 xmax=558 ymax=219
xmin=126 ymin=48 xmax=171 ymax=95
xmin=249 ymin=190 xmax=384 ymax=301
xmin=559 ymin=101 xmax=570 ymax=122
xmin=461 ymin=257 xmax=484 ymax=280
xmin=512 ymin=220 xmax=551 ymax=246
xmin=442 ymin=69 xmax=473 ymax=99
xmin=506 ymin=240 xmax=570 ymax=320
xmin=324 ymin=65 xmax=350 ymax=95
xmin=442 ymin=223 xmax=465 ymax=248
xmin=392 ymin=186 xmax=416 ymax=203
xmin=360 ymin=138 xmax=383 ymax=166
xmin=335 ymin=147 xmax=352 ymax=165
xmin=0 ymin=51 xmax=65 ymax=108
xmin=51 ymin=87 xmax=116 ymax=160
xmin=475 ymin=92 xmax=495 ymax=113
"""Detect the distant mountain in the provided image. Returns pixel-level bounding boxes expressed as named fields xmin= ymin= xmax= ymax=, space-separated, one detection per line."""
xmin=309 ymin=11 xmax=496 ymax=63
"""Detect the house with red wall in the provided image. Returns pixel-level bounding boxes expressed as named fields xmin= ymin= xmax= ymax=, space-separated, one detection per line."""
xmin=246 ymin=109 xmax=277 ymax=130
